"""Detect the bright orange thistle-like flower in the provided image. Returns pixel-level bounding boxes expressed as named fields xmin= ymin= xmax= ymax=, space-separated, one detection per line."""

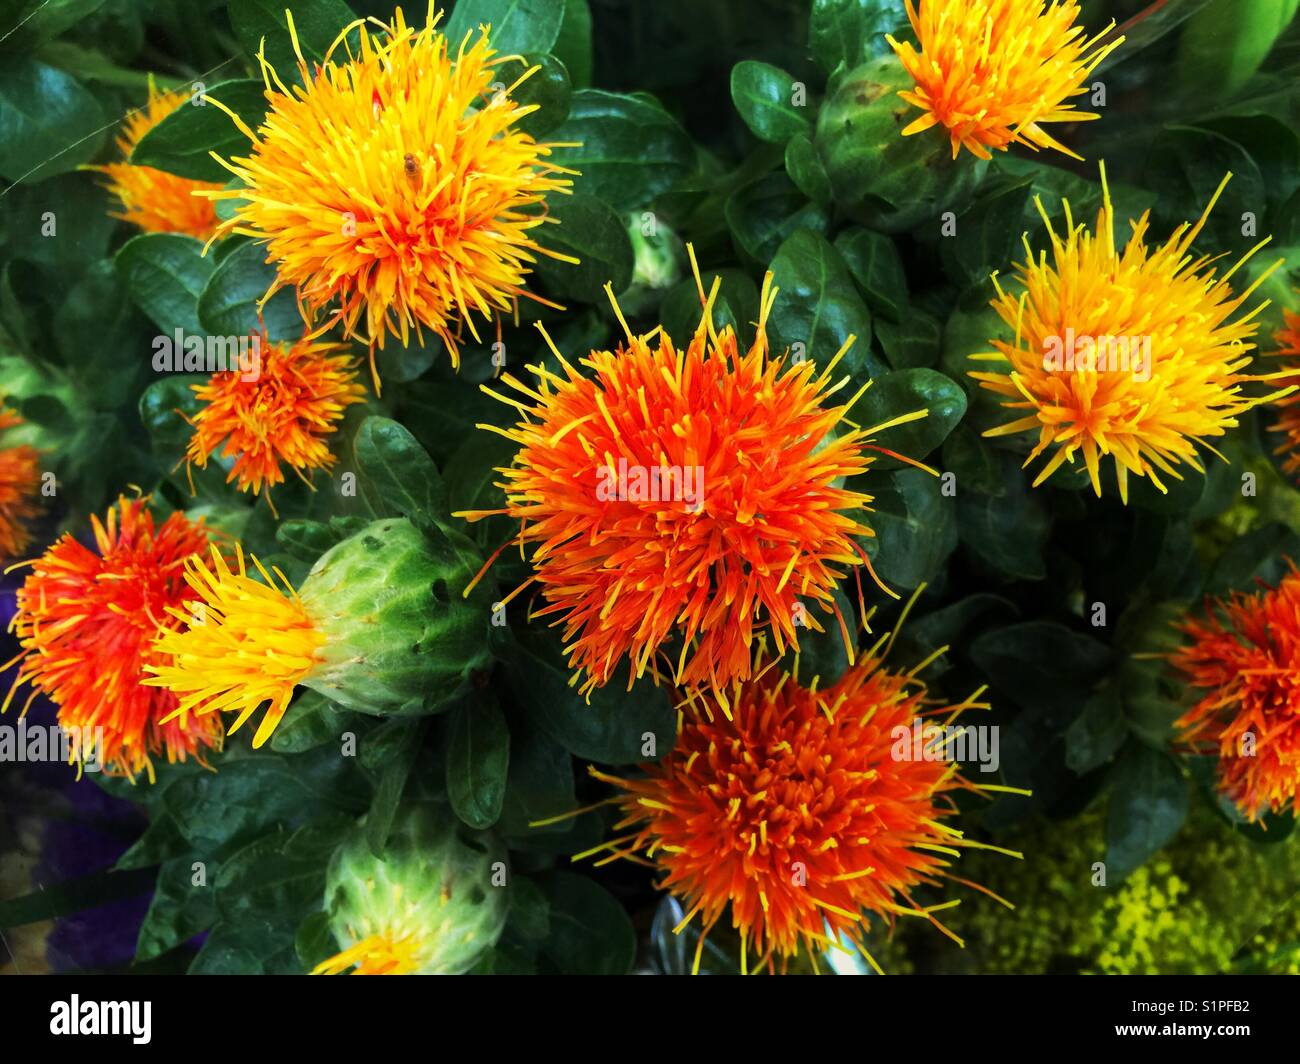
xmin=2 ymin=496 xmax=223 ymax=779
xmin=582 ymin=623 xmax=1023 ymax=974
xmin=888 ymin=0 xmax=1122 ymax=160
xmin=457 ymin=254 xmax=927 ymax=701
xmin=1266 ymin=308 xmax=1300 ymax=480
xmin=1170 ymin=568 xmax=1300 ymax=821
xmin=93 ymin=81 xmax=223 ymax=239
xmin=969 ymin=165 xmax=1291 ymax=503
xmin=0 ymin=406 xmax=41 ymax=562
xmin=202 ymin=5 xmax=575 ymax=387
xmin=184 ymin=332 xmax=365 ymax=507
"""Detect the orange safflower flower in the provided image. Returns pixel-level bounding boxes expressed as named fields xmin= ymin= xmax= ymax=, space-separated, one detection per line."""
xmin=94 ymin=82 xmax=223 ymax=239
xmin=1171 ymin=568 xmax=1300 ymax=821
xmin=589 ymin=634 xmax=1016 ymax=973
xmin=458 ymin=255 xmax=920 ymax=701
xmin=184 ymin=332 xmax=365 ymax=505
xmin=0 ymin=406 xmax=41 ymax=562
xmin=2 ymin=497 xmax=223 ymax=779
xmin=202 ymin=5 xmax=575 ymax=386
xmin=888 ymin=0 xmax=1121 ymax=160
xmin=970 ymin=165 xmax=1291 ymax=503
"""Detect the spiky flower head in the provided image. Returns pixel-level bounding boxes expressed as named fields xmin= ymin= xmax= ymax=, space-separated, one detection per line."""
xmin=1267 ymin=308 xmax=1300 ymax=481
xmin=93 ymin=82 xmax=224 ymax=239
xmin=887 ymin=0 xmax=1121 ymax=160
xmin=203 ymin=5 xmax=574 ymax=385
xmin=457 ymin=261 xmax=915 ymax=699
xmin=0 ymin=406 xmax=41 ymax=562
xmin=314 ymin=800 xmax=508 ymax=975
xmin=970 ymin=166 xmax=1288 ymax=503
xmin=185 ymin=333 xmax=365 ymax=503
xmin=144 ymin=517 xmax=491 ymax=746
xmin=3 ymin=496 xmax=222 ymax=779
xmin=1170 ymin=568 xmax=1300 ymax=821
xmin=592 ymin=644 xmax=1011 ymax=973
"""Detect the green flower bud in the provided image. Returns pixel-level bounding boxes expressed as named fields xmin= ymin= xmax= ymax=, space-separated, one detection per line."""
xmin=299 ymin=517 xmax=492 ymax=716
xmin=318 ymin=800 xmax=509 ymax=975
xmin=815 ymin=55 xmax=984 ymax=233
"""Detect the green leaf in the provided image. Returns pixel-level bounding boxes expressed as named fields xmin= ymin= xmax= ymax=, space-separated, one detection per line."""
xmin=197 ymin=240 xmax=304 ymax=342
xmin=550 ymin=89 xmax=694 ymax=210
xmin=834 ymin=227 xmax=908 ymax=322
xmin=552 ymin=0 xmax=593 ymax=88
xmin=0 ymin=866 xmax=155 ymax=928
xmin=445 ymin=0 xmax=565 ymax=56
xmin=938 ymin=179 xmax=1032 ymax=287
xmin=766 ymin=229 xmax=872 ymax=373
xmin=504 ymin=624 xmax=674 ymax=765
xmin=270 ymin=690 xmax=354 ymax=753
xmin=730 ymin=60 xmax=810 ymax=144
xmin=875 ymin=311 xmax=941 ymax=370
xmin=366 ymin=718 xmax=423 ymax=855
xmin=1105 ymin=744 xmax=1188 ymax=877
xmin=970 ymin=622 xmax=1113 ymax=711
xmin=227 ymin=0 xmax=359 ymax=86
xmin=295 ymin=911 xmax=337 ymax=971
xmin=352 ymin=415 xmax=448 ymax=532
xmin=498 ymin=717 xmax=577 ymax=838
xmin=659 ymin=268 xmax=758 ymax=343
xmin=114 ymin=233 xmax=215 ymax=337
xmin=531 ymin=193 xmax=633 ymax=302
xmin=447 ymin=694 xmax=511 ymax=829
xmin=868 ymin=467 xmax=958 ymax=589
xmin=1178 ymin=0 xmax=1299 ymax=95
xmin=539 ymin=871 xmax=635 ymax=975
xmin=136 ymin=857 xmax=218 ymax=962
xmin=784 ymin=132 xmax=831 ymax=206
xmin=808 ymin=0 xmax=908 ymax=76
xmin=499 ymin=53 xmax=571 ymax=137
xmin=138 ymin=375 xmax=204 ymax=455
xmin=0 ymin=59 xmax=105 ymax=182
xmin=131 ymin=79 xmax=267 ymax=181
xmin=1065 ymin=686 xmax=1128 ymax=774
xmin=726 ymin=171 xmax=829 ymax=266
xmin=857 ymin=368 xmax=965 ymax=462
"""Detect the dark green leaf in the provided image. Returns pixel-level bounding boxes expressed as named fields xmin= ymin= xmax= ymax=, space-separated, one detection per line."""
xmin=131 ymin=80 xmax=267 ymax=182
xmin=539 ymin=871 xmax=635 ymax=975
xmin=447 ymin=695 xmax=511 ymax=828
xmin=445 ymin=0 xmax=565 ymax=56
xmin=531 ymin=193 xmax=633 ymax=302
xmin=114 ymin=233 xmax=215 ymax=336
xmin=197 ymin=240 xmax=304 ymax=342
xmin=730 ymin=60 xmax=810 ymax=144
xmin=550 ymin=89 xmax=693 ymax=210
xmin=1105 ymin=744 xmax=1188 ymax=877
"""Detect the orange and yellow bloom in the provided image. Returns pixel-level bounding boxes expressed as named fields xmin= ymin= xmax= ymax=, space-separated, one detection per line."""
xmin=3 ymin=496 xmax=223 ymax=779
xmin=888 ymin=0 xmax=1121 ymax=160
xmin=203 ymin=6 xmax=574 ymax=384
xmin=0 ymin=406 xmax=41 ymax=562
xmin=970 ymin=166 xmax=1288 ymax=503
xmin=94 ymin=82 xmax=223 ymax=239
xmin=1171 ymin=568 xmax=1300 ymax=821
xmin=145 ymin=545 xmax=324 ymax=749
xmin=184 ymin=333 xmax=365 ymax=503
xmin=458 ymin=261 xmax=917 ymax=699
xmin=590 ymin=641 xmax=1013 ymax=973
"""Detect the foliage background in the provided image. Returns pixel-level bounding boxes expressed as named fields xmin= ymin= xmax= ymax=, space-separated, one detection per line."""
xmin=1 ymin=0 xmax=1300 ymax=974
